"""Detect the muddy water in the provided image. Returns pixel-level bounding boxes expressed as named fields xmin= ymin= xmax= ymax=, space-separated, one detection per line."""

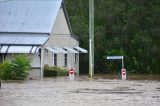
xmin=94 ymin=74 xmax=160 ymax=80
xmin=0 ymin=76 xmax=160 ymax=106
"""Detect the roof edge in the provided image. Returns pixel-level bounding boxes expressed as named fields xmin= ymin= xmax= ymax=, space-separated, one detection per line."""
xmin=62 ymin=0 xmax=80 ymax=41
xmin=0 ymin=32 xmax=50 ymax=35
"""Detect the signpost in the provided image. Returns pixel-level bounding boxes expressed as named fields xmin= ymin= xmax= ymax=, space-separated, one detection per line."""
xmin=107 ymin=56 xmax=124 ymax=69
xmin=107 ymin=56 xmax=126 ymax=80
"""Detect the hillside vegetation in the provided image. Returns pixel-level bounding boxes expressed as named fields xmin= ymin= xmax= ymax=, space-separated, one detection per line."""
xmin=65 ymin=0 xmax=160 ymax=74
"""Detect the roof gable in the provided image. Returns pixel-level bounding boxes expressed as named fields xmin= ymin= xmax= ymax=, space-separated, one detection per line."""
xmin=0 ymin=0 xmax=62 ymax=33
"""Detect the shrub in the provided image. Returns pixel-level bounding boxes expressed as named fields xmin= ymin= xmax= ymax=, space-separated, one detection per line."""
xmin=44 ymin=65 xmax=69 ymax=77
xmin=0 ymin=61 xmax=12 ymax=80
xmin=0 ymin=54 xmax=31 ymax=80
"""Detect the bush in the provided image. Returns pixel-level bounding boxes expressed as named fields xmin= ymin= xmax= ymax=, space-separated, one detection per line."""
xmin=44 ymin=65 xmax=69 ymax=77
xmin=0 ymin=61 xmax=12 ymax=80
xmin=0 ymin=54 xmax=31 ymax=80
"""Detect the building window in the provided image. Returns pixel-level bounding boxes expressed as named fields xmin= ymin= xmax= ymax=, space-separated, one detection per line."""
xmin=74 ymin=53 xmax=77 ymax=64
xmin=64 ymin=54 xmax=67 ymax=66
xmin=54 ymin=54 xmax=57 ymax=66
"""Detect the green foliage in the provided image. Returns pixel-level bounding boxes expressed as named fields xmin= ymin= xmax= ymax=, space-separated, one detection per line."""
xmin=65 ymin=0 xmax=89 ymax=74
xmin=65 ymin=0 xmax=160 ymax=74
xmin=11 ymin=54 xmax=31 ymax=80
xmin=0 ymin=54 xmax=31 ymax=80
xmin=44 ymin=65 xmax=69 ymax=77
xmin=0 ymin=61 xmax=12 ymax=80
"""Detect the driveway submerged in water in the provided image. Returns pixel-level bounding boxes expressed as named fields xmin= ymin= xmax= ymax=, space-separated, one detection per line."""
xmin=0 ymin=76 xmax=160 ymax=106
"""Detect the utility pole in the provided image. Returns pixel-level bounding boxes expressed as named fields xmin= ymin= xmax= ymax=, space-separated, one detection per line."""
xmin=89 ymin=0 xmax=94 ymax=79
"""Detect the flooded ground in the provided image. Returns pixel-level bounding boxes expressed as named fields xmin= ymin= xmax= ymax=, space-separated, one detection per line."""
xmin=0 ymin=75 xmax=160 ymax=106
xmin=95 ymin=74 xmax=160 ymax=80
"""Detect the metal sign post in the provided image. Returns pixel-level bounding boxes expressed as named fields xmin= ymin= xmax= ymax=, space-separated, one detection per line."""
xmin=122 ymin=57 xmax=124 ymax=69
xmin=107 ymin=56 xmax=126 ymax=80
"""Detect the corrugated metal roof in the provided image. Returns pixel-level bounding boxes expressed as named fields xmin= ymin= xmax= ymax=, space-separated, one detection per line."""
xmin=45 ymin=47 xmax=59 ymax=54
xmin=0 ymin=0 xmax=62 ymax=33
xmin=0 ymin=33 xmax=49 ymax=45
xmin=0 ymin=45 xmax=39 ymax=53
xmin=64 ymin=46 xmax=78 ymax=53
xmin=74 ymin=46 xmax=88 ymax=53
xmin=0 ymin=45 xmax=8 ymax=53
xmin=53 ymin=47 xmax=67 ymax=54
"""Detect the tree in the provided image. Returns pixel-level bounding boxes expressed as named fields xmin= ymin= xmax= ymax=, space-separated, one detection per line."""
xmin=65 ymin=0 xmax=160 ymax=74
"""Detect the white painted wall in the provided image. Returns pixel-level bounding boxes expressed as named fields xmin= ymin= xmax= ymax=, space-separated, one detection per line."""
xmin=45 ymin=7 xmax=79 ymax=74
xmin=29 ymin=54 xmax=40 ymax=67
xmin=4 ymin=54 xmax=40 ymax=67
xmin=51 ymin=7 xmax=71 ymax=35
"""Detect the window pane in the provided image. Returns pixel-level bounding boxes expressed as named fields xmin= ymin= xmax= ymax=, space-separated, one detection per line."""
xmin=64 ymin=54 xmax=67 ymax=66
xmin=74 ymin=53 xmax=77 ymax=64
xmin=54 ymin=54 xmax=57 ymax=66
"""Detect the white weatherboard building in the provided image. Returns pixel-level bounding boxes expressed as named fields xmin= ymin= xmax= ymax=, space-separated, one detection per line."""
xmin=0 ymin=0 xmax=87 ymax=78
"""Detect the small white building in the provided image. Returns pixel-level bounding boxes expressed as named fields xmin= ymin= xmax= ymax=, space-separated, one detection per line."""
xmin=0 ymin=0 xmax=87 ymax=78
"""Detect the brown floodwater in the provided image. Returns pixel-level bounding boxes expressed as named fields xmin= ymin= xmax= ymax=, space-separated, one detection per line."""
xmin=94 ymin=74 xmax=160 ymax=80
xmin=0 ymin=76 xmax=160 ymax=106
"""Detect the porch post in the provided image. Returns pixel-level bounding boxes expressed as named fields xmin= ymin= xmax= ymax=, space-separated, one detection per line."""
xmin=40 ymin=47 xmax=44 ymax=80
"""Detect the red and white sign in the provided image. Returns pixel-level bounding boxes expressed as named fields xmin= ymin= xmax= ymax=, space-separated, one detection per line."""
xmin=69 ymin=68 xmax=74 ymax=79
xmin=121 ymin=69 xmax=126 ymax=80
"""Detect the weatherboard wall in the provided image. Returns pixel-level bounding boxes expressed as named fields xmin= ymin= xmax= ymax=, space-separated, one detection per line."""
xmin=45 ymin=7 xmax=79 ymax=73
